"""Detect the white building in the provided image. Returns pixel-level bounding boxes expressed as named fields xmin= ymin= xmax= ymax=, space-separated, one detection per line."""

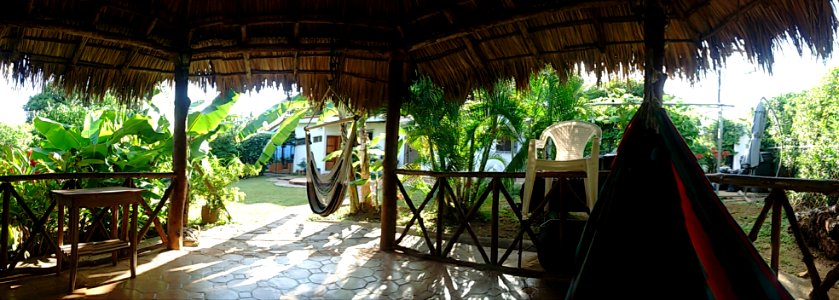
xmin=291 ymin=116 xmax=415 ymax=174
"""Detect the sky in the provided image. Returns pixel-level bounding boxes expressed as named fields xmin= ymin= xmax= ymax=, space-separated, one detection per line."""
xmin=1 ymin=43 xmax=838 ymax=126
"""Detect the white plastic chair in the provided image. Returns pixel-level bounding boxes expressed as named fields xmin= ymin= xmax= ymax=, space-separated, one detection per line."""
xmin=522 ymin=121 xmax=601 ymax=219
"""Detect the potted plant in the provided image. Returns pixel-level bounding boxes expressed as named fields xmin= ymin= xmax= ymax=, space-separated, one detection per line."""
xmin=191 ymin=156 xmax=249 ymax=224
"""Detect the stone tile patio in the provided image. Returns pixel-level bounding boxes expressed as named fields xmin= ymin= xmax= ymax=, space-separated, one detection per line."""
xmin=0 ymin=205 xmax=567 ymax=299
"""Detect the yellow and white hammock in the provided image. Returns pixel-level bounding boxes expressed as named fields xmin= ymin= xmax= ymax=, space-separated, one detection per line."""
xmin=304 ymin=117 xmax=357 ymax=216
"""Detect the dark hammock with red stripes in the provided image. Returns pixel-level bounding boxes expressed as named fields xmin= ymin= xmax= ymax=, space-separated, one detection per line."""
xmin=566 ymin=106 xmax=792 ymax=299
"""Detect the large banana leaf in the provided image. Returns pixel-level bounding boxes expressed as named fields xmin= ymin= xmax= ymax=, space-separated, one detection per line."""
xmin=256 ymin=109 xmax=305 ymax=165
xmin=79 ymin=143 xmax=108 ymax=159
xmin=188 ymin=91 xmax=238 ymax=135
xmin=82 ymin=114 xmax=104 ymax=144
xmin=238 ymin=98 xmax=307 ymax=141
xmin=33 ymin=117 xmax=84 ymax=150
xmin=110 ymin=115 xmax=168 ymax=144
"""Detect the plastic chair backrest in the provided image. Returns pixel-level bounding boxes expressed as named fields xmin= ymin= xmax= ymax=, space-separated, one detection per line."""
xmin=536 ymin=121 xmax=602 ymax=161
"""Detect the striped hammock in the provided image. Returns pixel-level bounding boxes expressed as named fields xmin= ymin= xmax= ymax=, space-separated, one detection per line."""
xmin=567 ymin=105 xmax=792 ymax=299
xmin=305 ymin=118 xmax=358 ymax=216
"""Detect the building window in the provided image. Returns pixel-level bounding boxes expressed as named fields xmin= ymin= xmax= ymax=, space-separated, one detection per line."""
xmin=312 ymin=136 xmax=323 ymax=143
xmin=495 ymin=138 xmax=512 ymax=152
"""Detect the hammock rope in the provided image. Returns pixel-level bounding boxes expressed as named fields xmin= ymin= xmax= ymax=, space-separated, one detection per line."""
xmin=304 ymin=116 xmax=358 ymax=216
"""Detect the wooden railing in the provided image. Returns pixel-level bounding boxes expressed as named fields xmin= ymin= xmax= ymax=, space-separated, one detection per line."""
xmin=394 ymin=170 xmax=839 ymax=289
xmin=0 ymin=172 xmax=175 ymax=277
xmin=707 ymin=173 xmax=839 ymax=300
xmin=393 ymin=169 xmax=606 ymax=277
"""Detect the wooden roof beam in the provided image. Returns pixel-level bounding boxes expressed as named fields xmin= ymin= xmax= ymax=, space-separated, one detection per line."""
xmin=500 ymin=0 xmax=516 ymax=9
xmin=243 ymin=53 xmax=252 ymax=81
xmin=93 ymin=5 xmax=106 ymax=26
xmin=190 ymin=16 xmax=395 ymax=32
xmin=700 ymin=0 xmax=765 ymax=40
xmin=683 ymin=0 xmax=712 ymax=20
xmin=592 ymin=10 xmax=607 ymax=53
xmin=462 ymin=37 xmax=487 ymax=69
xmin=409 ymin=0 xmax=473 ymax=24
xmin=7 ymin=28 xmax=24 ymax=61
xmin=671 ymin=1 xmax=708 ymax=38
xmin=240 ymin=25 xmax=248 ymax=44
xmin=69 ymin=38 xmax=89 ymax=67
xmin=191 ymin=44 xmax=391 ymax=57
xmin=201 ymin=69 xmax=387 ymax=83
xmin=0 ymin=19 xmax=177 ymax=54
xmin=516 ymin=22 xmax=544 ymax=64
xmin=101 ymin=2 xmax=178 ymax=25
xmin=5 ymin=51 xmax=170 ymax=74
xmin=415 ymin=39 xmax=695 ymax=63
xmin=25 ymin=0 xmax=34 ymax=15
xmin=146 ymin=18 xmax=158 ymax=36
xmin=120 ymin=48 xmax=139 ymax=73
xmin=408 ymin=0 xmax=623 ymax=51
xmin=197 ymin=53 xmax=389 ymax=62
xmin=292 ymin=23 xmax=299 ymax=81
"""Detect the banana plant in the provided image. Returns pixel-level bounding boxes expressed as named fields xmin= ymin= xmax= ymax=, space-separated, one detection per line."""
xmin=238 ymin=96 xmax=307 ymax=166
xmin=31 ymin=110 xmax=169 ymax=173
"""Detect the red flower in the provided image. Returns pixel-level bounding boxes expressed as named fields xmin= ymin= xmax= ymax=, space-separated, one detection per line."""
xmin=26 ymin=149 xmax=32 ymax=157
xmin=29 ymin=159 xmax=37 ymax=167
xmin=695 ymin=153 xmax=704 ymax=159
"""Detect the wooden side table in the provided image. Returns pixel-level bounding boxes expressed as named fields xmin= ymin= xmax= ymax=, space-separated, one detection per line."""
xmin=51 ymin=186 xmax=143 ymax=293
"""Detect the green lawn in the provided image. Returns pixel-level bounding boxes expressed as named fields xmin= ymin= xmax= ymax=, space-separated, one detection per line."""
xmin=234 ymin=176 xmax=308 ymax=206
xmin=189 ymin=176 xmax=308 ymax=226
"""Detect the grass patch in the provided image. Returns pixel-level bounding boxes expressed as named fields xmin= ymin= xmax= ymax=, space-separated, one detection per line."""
xmin=235 ymin=176 xmax=308 ymax=206
xmin=724 ymin=200 xmax=802 ymax=272
xmin=188 ymin=176 xmax=309 ymax=227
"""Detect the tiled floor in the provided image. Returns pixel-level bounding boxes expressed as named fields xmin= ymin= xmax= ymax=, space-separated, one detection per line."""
xmin=1 ymin=205 xmax=566 ymax=299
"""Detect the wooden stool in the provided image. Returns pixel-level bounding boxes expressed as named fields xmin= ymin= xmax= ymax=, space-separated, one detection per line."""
xmin=51 ymin=187 xmax=142 ymax=293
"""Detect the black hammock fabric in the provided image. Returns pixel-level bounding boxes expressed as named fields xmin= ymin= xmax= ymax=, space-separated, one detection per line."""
xmin=305 ymin=121 xmax=357 ymax=216
xmin=566 ymin=107 xmax=792 ymax=299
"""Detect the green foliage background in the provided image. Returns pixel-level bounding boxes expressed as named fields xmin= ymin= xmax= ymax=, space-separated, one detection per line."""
xmin=764 ymin=68 xmax=839 ymax=207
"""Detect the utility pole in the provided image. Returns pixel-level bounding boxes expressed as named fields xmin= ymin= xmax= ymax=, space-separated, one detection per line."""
xmin=716 ymin=70 xmax=724 ymax=192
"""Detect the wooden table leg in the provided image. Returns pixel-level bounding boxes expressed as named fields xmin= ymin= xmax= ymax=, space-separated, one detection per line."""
xmin=130 ymin=202 xmax=138 ymax=278
xmin=68 ymin=205 xmax=80 ymax=293
xmin=56 ymin=201 xmax=64 ymax=276
xmin=111 ymin=205 xmax=118 ymax=266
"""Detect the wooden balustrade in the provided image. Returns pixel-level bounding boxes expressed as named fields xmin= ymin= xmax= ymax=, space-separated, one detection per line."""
xmin=706 ymin=173 xmax=838 ymax=300
xmin=0 ymin=172 xmax=175 ymax=277
xmin=392 ymin=169 xmax=602 ymax=277
xmin=394 ymin=170 xmax=839 ymax=292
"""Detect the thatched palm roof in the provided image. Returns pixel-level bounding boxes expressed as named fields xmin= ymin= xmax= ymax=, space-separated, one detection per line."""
xmin=0 ymin=0 xmax=835 ymax=109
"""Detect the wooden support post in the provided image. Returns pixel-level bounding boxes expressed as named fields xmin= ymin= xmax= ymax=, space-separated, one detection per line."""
xmin=491 ymin=178 xmax=500 ymax=265
xmin=641 ymin=0 xmax=667 ymax=120
xmin=380 ymin=56 xmax=405 ymax=251
xmin=436 ymin=180 xmax=446 ymax=257
xmin=1 ymin=183 xmax=10 ymax=270
xmin=770 ymin=192 xmax=782 ymax=273
xmin=168 ymin=53 xmax=190 ymax=250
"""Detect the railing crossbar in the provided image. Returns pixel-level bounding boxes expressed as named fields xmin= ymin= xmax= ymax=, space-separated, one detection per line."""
xmin=395 ymin=179 xmax=437 ymax=252
xmin=138 ymin=185 xmax=172 ymax=245
xmin=7 ymin=186 xmax=61 ymax=270
xmin=441 ymin=179 xmax=490 ymax=263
